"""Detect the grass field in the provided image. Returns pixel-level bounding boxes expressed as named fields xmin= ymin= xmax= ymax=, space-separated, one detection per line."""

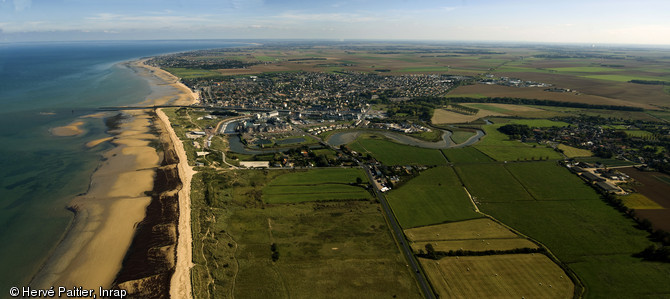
xmin=263 ymin=168 xmax=370 ymax=203
xmin=504 ymin=161 xmax=598 ymax=201
xmin=508 ymin=119 xmax=570 ymax=127
xmin=442 ymin=147 xmax=493 ymax=163
xmin=455 ymin=164 xmax=535 ymax=202
xmin=348 ymin=135 xmax=447 ymax=165
xmin=191 ymin=169 xmax=421 ymax=298
xmin=386 ymin=166 xmax=481 ymax=228
xmin=557 ymin=144 xmax=592 ymax=158
xmin=419 ymin=254 xmax=574 ymax=299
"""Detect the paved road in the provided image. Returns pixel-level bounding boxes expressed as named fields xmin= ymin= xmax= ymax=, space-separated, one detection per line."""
xmin=360 ymin=165 xmax=436 ymax=299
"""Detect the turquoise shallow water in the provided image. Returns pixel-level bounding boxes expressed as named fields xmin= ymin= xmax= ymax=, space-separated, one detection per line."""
xmin=0 ymin=40 xmax=238 ymax=293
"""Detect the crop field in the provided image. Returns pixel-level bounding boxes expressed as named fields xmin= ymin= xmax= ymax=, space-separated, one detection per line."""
xmin=405 ymin=218 xmax=537 ymax=252
xmin=480 ymin=199 xmax=670 ymax=297
xmin=504 ymin=161 xmax=598 ymax=201
xmin=474 ymin=125 xmax=563 ymax=161
xmin=454 ymin=164 xmax=534 ymax=202
xmin=620 ymin=168 xmax=670 ymax=231
xmin=619 ymin=193 xmax=663 ymax=210
xmin=442 ymin=147 xmax=493 ymax=163
xmin=347 ymin=135 xmax=447 ymax=165
xmin=191 ymin=169 xmax=421 ymax=298
xmin=263 ymin=168 xmax=370 ymax=203
xmin=386 ymin=166 xmax=481 ymax=228
xmin=419 ymin=254 xmax=574 ymax=299
xmin=557 ymin=144 xmax=592 ymax=158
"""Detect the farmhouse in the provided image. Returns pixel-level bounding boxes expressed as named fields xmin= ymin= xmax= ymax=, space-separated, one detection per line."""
xmin=595 ymin=181 xmax=621 ymax=194
xmin=581 ymin=172 xmax=606 ymax=183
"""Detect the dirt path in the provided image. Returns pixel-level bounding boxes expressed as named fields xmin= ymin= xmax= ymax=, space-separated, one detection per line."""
xmin=157 ymin=108 xmax=196 ymax=299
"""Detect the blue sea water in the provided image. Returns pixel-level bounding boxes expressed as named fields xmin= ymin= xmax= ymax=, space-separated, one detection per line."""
xmin=0 ymin=40 xmax=239 ymax=293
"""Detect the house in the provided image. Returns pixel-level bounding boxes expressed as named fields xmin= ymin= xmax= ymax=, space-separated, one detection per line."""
xmin=595 ymin=181 xmax=620 ymax=194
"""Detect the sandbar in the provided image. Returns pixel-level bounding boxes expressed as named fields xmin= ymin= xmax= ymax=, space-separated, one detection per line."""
xmin=51 ymin=121 xmax=85 ymax=136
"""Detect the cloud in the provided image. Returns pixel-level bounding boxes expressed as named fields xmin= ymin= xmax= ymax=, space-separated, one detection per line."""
xmin=274 ymin=12 xmax=378 ymax=23
xmin=13 ymin=0 xmax=30 ymax=11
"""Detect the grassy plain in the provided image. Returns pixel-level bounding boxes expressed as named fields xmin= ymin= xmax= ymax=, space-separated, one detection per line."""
xmin=348 ymin=134 xmax=447 ymax=165
xmin=190 ymin=169 xmax=421 ymax=298
xmin=419 ymin=254 xmax=574 ymax=299
xmin=386 ymin=166 xmax=481 ymax=228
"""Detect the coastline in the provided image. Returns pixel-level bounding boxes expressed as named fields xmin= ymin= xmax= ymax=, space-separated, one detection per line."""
xmin=31 ymin=59 xmax=198 ymax=294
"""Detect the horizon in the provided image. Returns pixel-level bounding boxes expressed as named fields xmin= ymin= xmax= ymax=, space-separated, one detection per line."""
xmin=1 ymin=0 xmax=670 ymax=45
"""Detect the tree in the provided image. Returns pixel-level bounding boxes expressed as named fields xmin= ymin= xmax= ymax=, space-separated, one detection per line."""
xmin=356 ymin=177 xmax=363 ymax=184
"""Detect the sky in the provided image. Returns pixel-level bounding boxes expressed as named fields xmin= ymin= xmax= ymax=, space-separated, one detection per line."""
xmin=1 ymin=0 xmax=670 ymax=45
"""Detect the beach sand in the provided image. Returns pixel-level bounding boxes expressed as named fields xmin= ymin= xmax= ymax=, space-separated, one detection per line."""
xmin=33 ymin=59 xmax=199 ymax=296
xmin=157 ymin=108 xmax=195 ymax=299
xmin=130 ymin=60 xmax=200 ymax=106
xmin=32 ymin=110 xmax=159 ymax=290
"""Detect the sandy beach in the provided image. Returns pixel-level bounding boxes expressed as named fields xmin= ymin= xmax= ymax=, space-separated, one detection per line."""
xmin=130 ymin=59 xmax=200 ymax=106
xmin=32 ymin=110 xmax=159 ymax=290
xmin=157 ymin=108 xmax=195 ymax=299
xmin=33 ymin=59 xmax=199 ymax=294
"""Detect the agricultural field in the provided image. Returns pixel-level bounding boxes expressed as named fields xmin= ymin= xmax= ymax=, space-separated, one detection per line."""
xmin=619 ymin=193 xmax=663 ymax=210
xmin=431 ymin=107 xmax=504 ymax=124
xmin=454 ymin=164 xmax=535 ymax=202
xmin=262 ymin=168 xmax=371 ymax=203
xmin=442 ymin=147 xmax=493 ymax=163
xmin=504 ymin=161 xmax=598 ymax=201
xmin=386 ymin=166 xmax=481 ymax=228
xmin=347 ymin=134 xmax=447 ymax=165
xmin=405 ymin=218 xmax=537 ymax=253
xmin=620 ymin=168 xmax=670 ymax=232
xmin=474 ymin=124 xmax=563 ymax=161
xmin=480 ymin=199 xmax=670 ymax=298
xmin=191 ymin=169 xmax=421 ymax=298
xmin=557 ymin=144 xmax=592 ymax=158
xmin=419 ymin=254 xmax=574 ymax=299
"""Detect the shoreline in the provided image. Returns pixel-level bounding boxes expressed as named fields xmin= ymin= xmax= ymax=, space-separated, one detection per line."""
xmin=31 ymin=58 xmax=199 ymax=294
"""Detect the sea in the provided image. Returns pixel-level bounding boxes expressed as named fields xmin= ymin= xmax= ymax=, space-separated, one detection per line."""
xmin=0 ymin=40 xmax=240 ymax=293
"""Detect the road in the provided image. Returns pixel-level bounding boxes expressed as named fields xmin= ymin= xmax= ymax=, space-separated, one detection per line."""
xmin=360 ymin=165 xmax=436 ymax=299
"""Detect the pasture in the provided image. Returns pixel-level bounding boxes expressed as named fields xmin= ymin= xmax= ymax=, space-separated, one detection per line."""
xmin=386 ymin=166 xmax=481 ymax=228
xmin=419 ymin=254 xmax=574 ymax=299
xmin=347 ymin=134 xmax=447 ymax=165
xmin=431 ymin=107 xmax=504 ymax=124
